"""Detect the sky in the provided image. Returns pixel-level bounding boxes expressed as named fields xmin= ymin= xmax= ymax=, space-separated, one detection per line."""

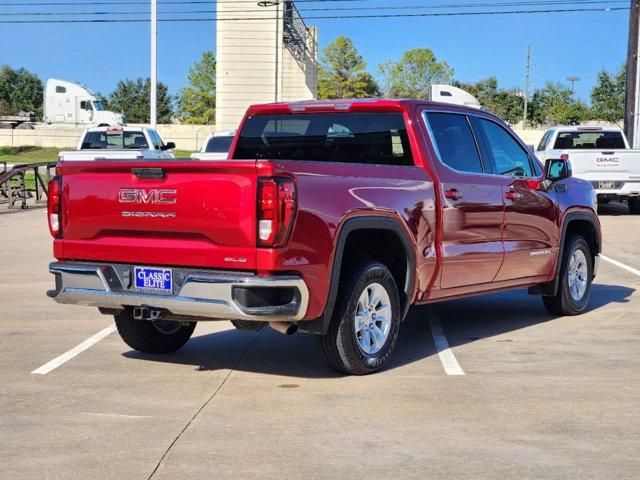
xmin=0 ymin=1 xmax=630 ymax=103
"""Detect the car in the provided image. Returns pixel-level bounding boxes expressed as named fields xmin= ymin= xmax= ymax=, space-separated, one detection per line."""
xmin=536 ymin=125 xmax=640 ymax=213
xmin=46 ymin=99 xmax=601 ymax=375
xmin=58 ymin=126 xmax=175 ymax=161
xmin=190 ymin=130 xmax=236 ymax=160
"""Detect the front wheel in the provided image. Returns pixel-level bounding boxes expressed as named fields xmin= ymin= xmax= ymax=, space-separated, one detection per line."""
xmin=628 ymin=197 xmax=640 ymax=215
xmin=317 ymin=262 xmax=401 ymax=375
xmin=115 ymin=309 xmax=196 ymax=353
xmin=542 ymin=235 xmax=593 ymax=316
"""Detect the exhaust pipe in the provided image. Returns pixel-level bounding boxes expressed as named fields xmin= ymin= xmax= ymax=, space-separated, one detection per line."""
xmin=269 ymin=321 xmax=298 ymax=335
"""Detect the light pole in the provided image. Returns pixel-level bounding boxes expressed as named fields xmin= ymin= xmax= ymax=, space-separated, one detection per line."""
xmin=258 ymin=1 xmax=281 ymax=102
xmin=567 ymin=76 xmax=580 ymax=95
xmin=150 ymin=0 xmax=157 ymax=128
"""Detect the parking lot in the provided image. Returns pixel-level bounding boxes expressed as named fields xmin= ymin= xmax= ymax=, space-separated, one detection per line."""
xmin=1 ymin=203 xmax=639 ymax=480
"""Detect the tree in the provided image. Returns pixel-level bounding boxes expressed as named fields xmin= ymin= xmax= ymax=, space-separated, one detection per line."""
xmin=377 ymin=60 xmax=395 ymax=97
xmin=591 ymin=64 xmax=625 ymax=125
xmin=318 ymin=36 xmax=380 ymax=99
xmin=0 ymin=66 xmax=43 ymax=117
xmin=177 ymin=51 xmax=217 ymax=124
xmin=106 ymin=77 xmax=173 ymax=124
xmin=453 ymin=77 xmax=524 ymax=124
xmin=387 ymin=48 xmax=453 ymax=99
xmin=529 ymin=81 xmax=588 ymax=126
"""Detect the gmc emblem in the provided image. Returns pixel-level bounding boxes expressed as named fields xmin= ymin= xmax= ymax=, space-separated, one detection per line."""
xmin=118 ymin=188 xmax=177 ymax=204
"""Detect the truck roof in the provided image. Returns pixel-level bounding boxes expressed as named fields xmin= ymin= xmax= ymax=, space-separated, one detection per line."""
xmin=244 ymin=98 xmax=487 ymax=117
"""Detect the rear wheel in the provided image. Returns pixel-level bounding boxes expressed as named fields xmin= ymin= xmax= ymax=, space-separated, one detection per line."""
xmin=115 ymin=309 xmax=196 ymax=353
xmin=542 ymin=235 xmax=593 ymax=316
xmin=628 ymin=197 xmax=640 ymax=215
xmin=317 ymin=262 xmax=401 ymax=375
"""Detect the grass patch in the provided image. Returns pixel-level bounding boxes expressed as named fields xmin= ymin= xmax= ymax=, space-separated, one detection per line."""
xmin=0 ymin=146 xmax=194 ymax=167
xmin=0 ymin=146 xmax=59 ymax=166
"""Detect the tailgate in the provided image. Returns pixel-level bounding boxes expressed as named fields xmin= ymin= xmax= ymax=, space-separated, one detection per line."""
xmin=57 ymin=160 xmax=259 ymax=270
xmin=563 ymin=149 xmax=640 ymax=180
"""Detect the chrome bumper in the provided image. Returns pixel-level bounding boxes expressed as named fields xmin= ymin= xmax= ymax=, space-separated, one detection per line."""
xmin=48 ymin=262 xmax=309 ymax=322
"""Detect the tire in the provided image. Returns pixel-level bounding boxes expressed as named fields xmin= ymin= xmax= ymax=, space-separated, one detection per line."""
xmin=628 ymin=197 xmax=640 ymax=215
xmin=542 ymin=235 xmax=593 ymax=316
xmin=115 ymin=309 xmax=196 ymax=354
xmin=317 ymin=262 xmax=401 ymax=375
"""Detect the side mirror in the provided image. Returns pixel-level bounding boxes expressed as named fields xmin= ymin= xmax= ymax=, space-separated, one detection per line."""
xmin=545 ymin=157 xmax=572 ymax=182
xmin=162 ymin=142 xmax=176 ymax=151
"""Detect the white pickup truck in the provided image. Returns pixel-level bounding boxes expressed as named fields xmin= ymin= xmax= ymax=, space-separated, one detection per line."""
xmin=536 ymin=126 xmax=640 ymax=214
xmin=59 ymin=126 xmax=175 ymax=161
xmin=190 ymin=130 xmax=235 ymax=160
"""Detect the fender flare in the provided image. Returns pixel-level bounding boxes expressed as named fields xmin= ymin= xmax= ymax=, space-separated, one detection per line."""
xmin=540 ymin=209 xmax=601 ymax=297
xmin=298 ymin=216 xmax=416 ymax=335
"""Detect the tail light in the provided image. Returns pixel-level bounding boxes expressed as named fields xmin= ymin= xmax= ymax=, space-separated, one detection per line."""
xmin=47 ymin=176 xmax=62 ymax=238
xmin=257 ymin=177 xmax=296 ymax=248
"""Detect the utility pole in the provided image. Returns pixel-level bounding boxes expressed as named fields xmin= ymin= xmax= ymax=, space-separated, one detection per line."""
xmin=566 ymin=76 xmax=580 ymax=95
xmin=150 ymin=0 xmax=158 ymax=129
xmin=523 ymin=44 xmax=531 ymax=129
xmin=625 ymin=0 xmax=640 ymax=147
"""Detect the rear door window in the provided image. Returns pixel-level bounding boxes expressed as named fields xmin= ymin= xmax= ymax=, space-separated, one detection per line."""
xmin=233 ymin=112 xmax=414 ymax=166
xmin=424 ymin=112 xmax=485 ymax=174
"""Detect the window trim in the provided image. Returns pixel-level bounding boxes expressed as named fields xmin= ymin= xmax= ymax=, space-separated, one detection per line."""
xmin=472 ymin=115 xmax=544 ymax=180
xmin=421 ymin=109 xmax=491 ymax=177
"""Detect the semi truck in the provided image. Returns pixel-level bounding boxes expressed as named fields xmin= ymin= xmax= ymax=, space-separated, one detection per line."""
xmin=43 ymin=79 xmax=125 ymax=127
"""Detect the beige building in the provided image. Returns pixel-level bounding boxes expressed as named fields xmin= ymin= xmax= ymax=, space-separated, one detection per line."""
xmin=215 ymin=0 xmax=318 ymax=131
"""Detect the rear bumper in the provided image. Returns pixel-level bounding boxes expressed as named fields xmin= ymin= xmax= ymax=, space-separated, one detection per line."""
xmin=591 ymin=181 xmax=640 ymax=197
xmin=48 ymin=262 xmax=309 ymax=322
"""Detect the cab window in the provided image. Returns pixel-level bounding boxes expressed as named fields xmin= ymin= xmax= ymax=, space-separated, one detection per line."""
xmin=425 ymin=112 xmax=485 ymax=174
xmin=477 ymin=118 xmax=534 ymax=178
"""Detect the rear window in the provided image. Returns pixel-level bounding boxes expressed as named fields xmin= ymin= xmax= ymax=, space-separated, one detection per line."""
xmin=81 ymin=131 xmax=149 ymax=150
xmin=205 ymin=135 xmax=234 ymax=153
xmin=553 ymin=131 xmax=625 ymax=150
xmin=233 ymin=113 xmax=414 ymax=166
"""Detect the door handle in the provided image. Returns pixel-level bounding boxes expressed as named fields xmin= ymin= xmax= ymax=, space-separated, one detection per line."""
xmin=444 ymin=189 xmax=463 ymax=201
xmin=505 ymin=190 xmax=522 ymax=201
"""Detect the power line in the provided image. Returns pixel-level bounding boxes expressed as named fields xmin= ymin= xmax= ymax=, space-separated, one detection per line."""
xmin=0 ymin=6 xmax=627 ymax=23
xmin=0 ymin=0 xmax=627 ymax=16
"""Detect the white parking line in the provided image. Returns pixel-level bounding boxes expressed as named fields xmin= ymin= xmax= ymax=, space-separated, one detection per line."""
xmin=430 ymin=315 xmax=465 ymax=376
xmin=31 ymin=325 xmax=117 ymax=375
xmin=601 ymin=255 xmax=640 ymax=277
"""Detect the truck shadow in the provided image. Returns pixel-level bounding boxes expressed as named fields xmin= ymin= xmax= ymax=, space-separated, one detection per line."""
xmin=122 ymin=283 xmax=634 ymax=378
xmin=597 ymin=200 xmax=631 ymax=216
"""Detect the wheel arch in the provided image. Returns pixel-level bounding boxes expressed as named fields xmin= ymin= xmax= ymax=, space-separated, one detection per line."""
xmin=537 ymin=209 xmax=601 ymax=297
xmin=299 ymin=216 xmax=416 ymax=335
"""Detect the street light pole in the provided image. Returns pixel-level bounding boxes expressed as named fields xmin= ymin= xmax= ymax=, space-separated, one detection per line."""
xmin=523 ymin=44 xmax=531 ymax=129
xmin=150 ymin=0 xmax=158 ymax=128
xmin=625 ymin=0 xmax=640 ymax=147
xmin=566 ymin=76 xmax=580 ymax=95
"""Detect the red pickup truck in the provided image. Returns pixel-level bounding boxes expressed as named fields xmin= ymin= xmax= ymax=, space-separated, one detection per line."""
xmin=47 ymin=100 xmax=601 ymax=375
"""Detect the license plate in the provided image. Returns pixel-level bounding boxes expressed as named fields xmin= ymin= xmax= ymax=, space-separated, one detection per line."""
xmin=134 ymin=266 xmax=172 ymax=293
xmin=598 ymin=181 xmax=615 ymax=189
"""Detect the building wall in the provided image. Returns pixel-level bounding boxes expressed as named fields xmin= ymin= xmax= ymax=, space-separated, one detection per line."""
xmin=215 ymin=0 xmax=317 ymax=131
